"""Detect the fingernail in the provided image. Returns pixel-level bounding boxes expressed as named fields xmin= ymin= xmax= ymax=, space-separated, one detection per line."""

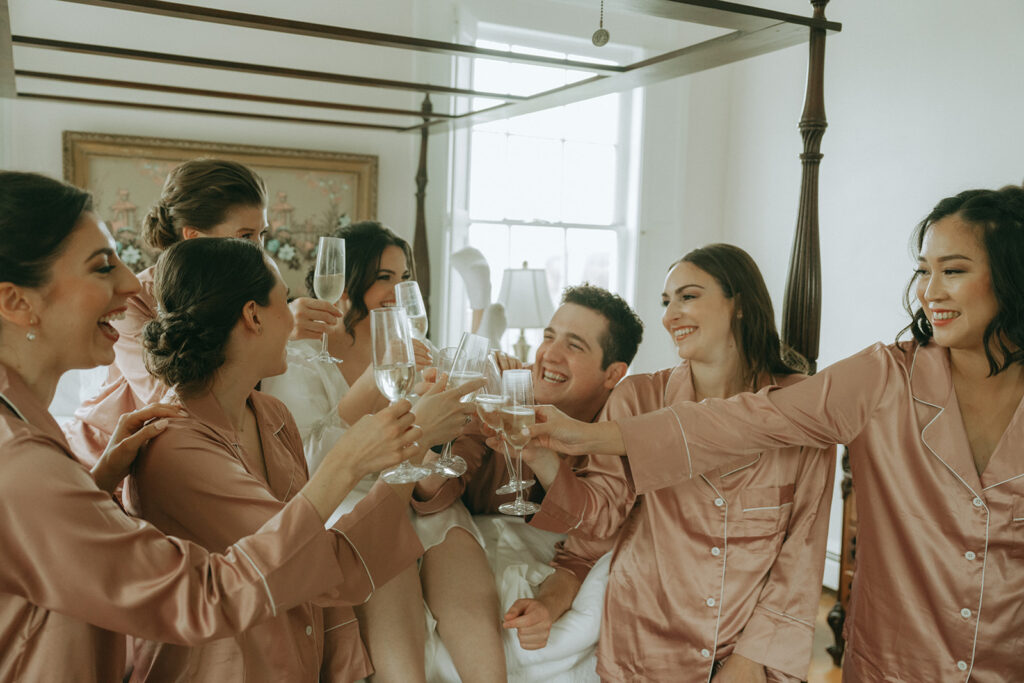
xmin=177 ymin=409 xmax=188 ymax=416
xmin=154 ymin=419 xmax=169 ymax=430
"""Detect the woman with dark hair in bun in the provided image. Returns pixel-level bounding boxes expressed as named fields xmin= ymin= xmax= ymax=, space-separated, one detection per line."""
xmin=528 ymin=185 xmax=1024 ymax=681
xmin=124 ymin=237 xmax=441 ymax=682
xmin=66 ymin=158 xmax=340 ymax=465
xmin=0 ymin=171 xmax=422 ymax=681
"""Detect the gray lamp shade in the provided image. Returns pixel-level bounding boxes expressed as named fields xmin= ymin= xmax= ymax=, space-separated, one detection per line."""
xmin=497 ymin=264 xmax=554 ymax=329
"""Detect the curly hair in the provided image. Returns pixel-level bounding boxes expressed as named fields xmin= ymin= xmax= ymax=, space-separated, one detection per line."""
xmin=901 ymin=185 xmax=1024 ymax=375
xmin=144 ymin=238 xmax=275 ymax=396
xmin=561 ymin=284 xmax=644 ymax=368
xmin=303 ymin=221 xmax=414 ymax=339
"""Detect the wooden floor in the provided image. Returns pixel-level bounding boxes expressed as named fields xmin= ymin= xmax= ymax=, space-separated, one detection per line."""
xmin=807 ymin=589 xmax=843 ymax=683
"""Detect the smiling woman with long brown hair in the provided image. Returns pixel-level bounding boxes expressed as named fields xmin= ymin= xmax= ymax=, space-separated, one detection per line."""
xmin=515 ymin=244 xmax=835 ymax=682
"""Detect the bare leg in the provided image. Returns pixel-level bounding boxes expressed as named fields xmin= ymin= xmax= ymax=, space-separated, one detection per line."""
xmin=421 ymin=528 xmax=507 ymax=683
xmin=355 ymin=563 xmax=427 ymax=683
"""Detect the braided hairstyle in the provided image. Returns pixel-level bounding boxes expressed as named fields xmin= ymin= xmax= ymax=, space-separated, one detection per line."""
xmin=144 ymin=238 xmax=275 ymax=396
xmin=902 ymin=184 xmax=1024 ymax=375
xmin=141 ymin=159 xmax=266 ymax=251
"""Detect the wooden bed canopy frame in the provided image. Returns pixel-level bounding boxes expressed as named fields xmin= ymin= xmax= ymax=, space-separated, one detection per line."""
xmin=1 ymin=0 xmax=854 ymax=666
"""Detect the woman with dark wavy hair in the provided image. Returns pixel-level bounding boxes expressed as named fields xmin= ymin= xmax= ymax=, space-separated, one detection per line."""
xmin=0 ymin=171 xmax=420 ymax=681
xmin=513 ymin=244 xmax=834 ymax=682
xmin=529 ymin=185 xmax=1024 ymax=681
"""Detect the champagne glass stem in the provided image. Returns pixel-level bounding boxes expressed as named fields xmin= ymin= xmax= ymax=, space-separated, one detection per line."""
xmin=320 ymin=331 xmax=330 ymax=358
xmin=501 ymin=442 xmax=517 ymax=490
xmin=513 ymin=446 xmax=525 ymax=507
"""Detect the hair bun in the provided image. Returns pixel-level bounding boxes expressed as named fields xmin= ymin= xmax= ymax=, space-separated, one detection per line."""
xmin=143 ymin=310 xmax=225 ymax=389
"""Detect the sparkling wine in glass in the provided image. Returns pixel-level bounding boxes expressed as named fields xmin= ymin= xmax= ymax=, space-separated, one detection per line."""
xmin=372 ymin=307 xmax=431 ymax=484
xmin=395 ymin=281 xmax=429 ymax=341
xmin=432 ymin=333 xmax=489 ymax=478
xmin=312 ymin=236 xmax=345 ymax=364
xmin=498 ymin=369 xmax=541 ymax=515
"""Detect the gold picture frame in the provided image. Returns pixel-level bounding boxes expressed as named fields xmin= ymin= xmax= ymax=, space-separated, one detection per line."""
xmin=63 ymin=131 xmax=378 ymax=293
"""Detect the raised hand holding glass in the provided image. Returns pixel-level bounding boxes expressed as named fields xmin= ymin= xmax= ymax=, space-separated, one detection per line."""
xmin=312 ymin=236 xmax=345 ymax=364
xmin=372 ymin=307 xmax=431 ymax=484
xmin=498 ymin=369 xmax=540 ymax=515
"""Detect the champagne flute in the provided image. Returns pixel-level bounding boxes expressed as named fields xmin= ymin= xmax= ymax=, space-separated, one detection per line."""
xmin=478 ymin=355 xmax=534 ymax=496
xmin=433 ymin=333 xmax=489 ymax=477
xmin=372 ymin=307 xmax=431 ymax=484
xmin=312 ymin=236 xmax=346 ymax=364
xmin=395 ymin=281 xmax=429 ymax=341
xmin=498 ymin=369 xmax=541 ymax=516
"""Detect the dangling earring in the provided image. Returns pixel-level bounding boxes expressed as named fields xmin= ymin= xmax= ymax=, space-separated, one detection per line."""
xmin=26 ymin=329 xmax=37 ymax=341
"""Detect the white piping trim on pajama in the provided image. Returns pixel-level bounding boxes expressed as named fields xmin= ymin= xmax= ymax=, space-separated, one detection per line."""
xmin=742 ymin=502 xmax=794 ymax=513
xmin=669 ymin=405 xmax=693 ymax=478
xmin=337 ymin=530 xmax=376 ymax=600
xmin=721 ymin=455 xmax=761 ymax=478
xmin=234 ymin=544 xmax=277 ymax=618
xmin=699 ymin=473 xmax=727 ymax=683
xmin=758 ymin=605 xmax=814 ymax=630
xmin=324 ymin=618 xmax=358 ymax=632
xmin=982 ymin=471 xmax=1024 ymax=491
xmin=917 ymin=398 xmax=984 ymax=681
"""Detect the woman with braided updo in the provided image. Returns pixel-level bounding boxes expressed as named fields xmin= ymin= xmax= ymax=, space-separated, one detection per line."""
xmin=124 ymin=237 xmax=431 ymax=682
xmin=66 ymin=158 xmax=339 ymax=465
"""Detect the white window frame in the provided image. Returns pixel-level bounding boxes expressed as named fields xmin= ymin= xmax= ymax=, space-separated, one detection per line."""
xmin=441 ymin=22 xmax=642 ymax=352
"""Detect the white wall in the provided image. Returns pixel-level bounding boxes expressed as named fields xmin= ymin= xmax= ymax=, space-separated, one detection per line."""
xmin=664 ymin=0 xmax=1024 ymax=589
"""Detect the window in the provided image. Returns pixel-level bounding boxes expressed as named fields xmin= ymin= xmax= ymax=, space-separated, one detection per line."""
xmin=449 ymin=36 xmax=638 ymax=356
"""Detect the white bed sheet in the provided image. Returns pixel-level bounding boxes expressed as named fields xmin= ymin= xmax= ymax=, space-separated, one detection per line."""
xmin=425 ymin=515 xmax=609 ymax=683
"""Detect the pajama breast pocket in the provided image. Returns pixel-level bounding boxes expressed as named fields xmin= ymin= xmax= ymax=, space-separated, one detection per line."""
xmin=731 ymin=484 xmax=795 ymax=538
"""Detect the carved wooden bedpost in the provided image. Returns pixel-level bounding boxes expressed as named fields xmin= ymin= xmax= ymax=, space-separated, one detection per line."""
xmin=413 ymin=93 xmax=432 ymax=321
xmin=782 ymin=0 xmax=829 ymax=374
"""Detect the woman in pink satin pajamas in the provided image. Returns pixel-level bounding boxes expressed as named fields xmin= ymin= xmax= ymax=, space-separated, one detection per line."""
xmin=0 ymin=172 xmax=422 ymax=683
xmin=520 ymin=245 xmax=834 ymax=682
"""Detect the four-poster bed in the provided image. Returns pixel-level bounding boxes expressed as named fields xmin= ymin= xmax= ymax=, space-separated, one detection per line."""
xmin=2 ymin=0 xmax=854 ymax=669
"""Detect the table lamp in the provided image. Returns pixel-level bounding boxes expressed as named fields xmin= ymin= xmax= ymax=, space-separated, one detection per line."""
xmin=497 ymin=261 xmax=554 ymax=362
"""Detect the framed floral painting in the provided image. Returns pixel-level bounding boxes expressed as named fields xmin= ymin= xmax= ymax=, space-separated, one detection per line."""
xmin=63 ymin=131 xmax=378 ymax=294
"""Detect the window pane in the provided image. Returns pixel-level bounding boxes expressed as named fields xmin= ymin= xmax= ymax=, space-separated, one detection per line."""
xmin=566 ymin=228 xmax=617 ymax=291
xmin=562 ymin=142 xmax=616 ymax=224
xmin=508 ymin=225 xmax=565 ymax=308
xmin=467 ymin=222 xmax=510 ymax=300
xmin=563 ymin=93 xmax=619 ymax=143
xmin=468 ymin=131 xmax=508 ymax=220
xmin=506 ymin=136 xmax=562 ymax=221
xmin=505 ymin=106 xmax=565 ymax=139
